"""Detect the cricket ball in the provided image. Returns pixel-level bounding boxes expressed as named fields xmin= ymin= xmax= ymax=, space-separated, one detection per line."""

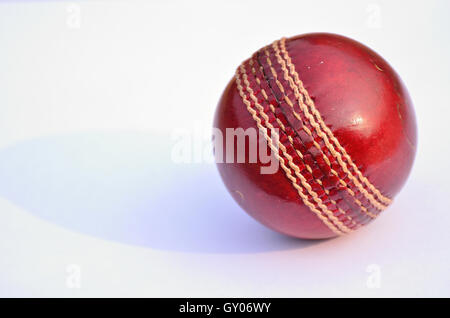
xmin=213 ymin=33 xmax=417 ymax=239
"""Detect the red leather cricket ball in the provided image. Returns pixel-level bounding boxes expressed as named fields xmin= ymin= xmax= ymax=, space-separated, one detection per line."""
xmin=213 ymin=33 xmax=417 ymax=239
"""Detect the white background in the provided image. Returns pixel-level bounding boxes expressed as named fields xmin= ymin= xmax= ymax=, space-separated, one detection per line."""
xmin=0 ymin=0 xmax=449 ymax=297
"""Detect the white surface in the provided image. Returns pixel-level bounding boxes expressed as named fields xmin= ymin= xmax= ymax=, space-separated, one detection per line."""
xmin=0 ymin=0 xmax=449 ymax=297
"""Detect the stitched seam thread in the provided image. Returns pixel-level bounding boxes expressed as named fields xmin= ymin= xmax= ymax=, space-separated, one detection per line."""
xmin=263 ymin=47 xmax=379 ymax=217
xmin=248 ymin=58 xmax=359 ymax=228
xmin=278 ymin=38 xmax=391 ymax=206
xmin=236 ymin=64 xmax=350 ymax=234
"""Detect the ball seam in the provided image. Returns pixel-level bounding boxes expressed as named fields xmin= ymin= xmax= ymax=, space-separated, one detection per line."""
xmin=236 ymin=64 xmax=351 ymax=234
xmin=261 ymin=45 xmax=380 ymax=217
xmin=278 ymin=37 xmax=391 ymax=206
xmin=246 ymin=57 xmax=361 ymax=229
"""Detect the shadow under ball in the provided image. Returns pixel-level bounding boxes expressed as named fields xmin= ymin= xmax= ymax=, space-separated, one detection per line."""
xmin=214 ymin=33 xmax=417 ymax=239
